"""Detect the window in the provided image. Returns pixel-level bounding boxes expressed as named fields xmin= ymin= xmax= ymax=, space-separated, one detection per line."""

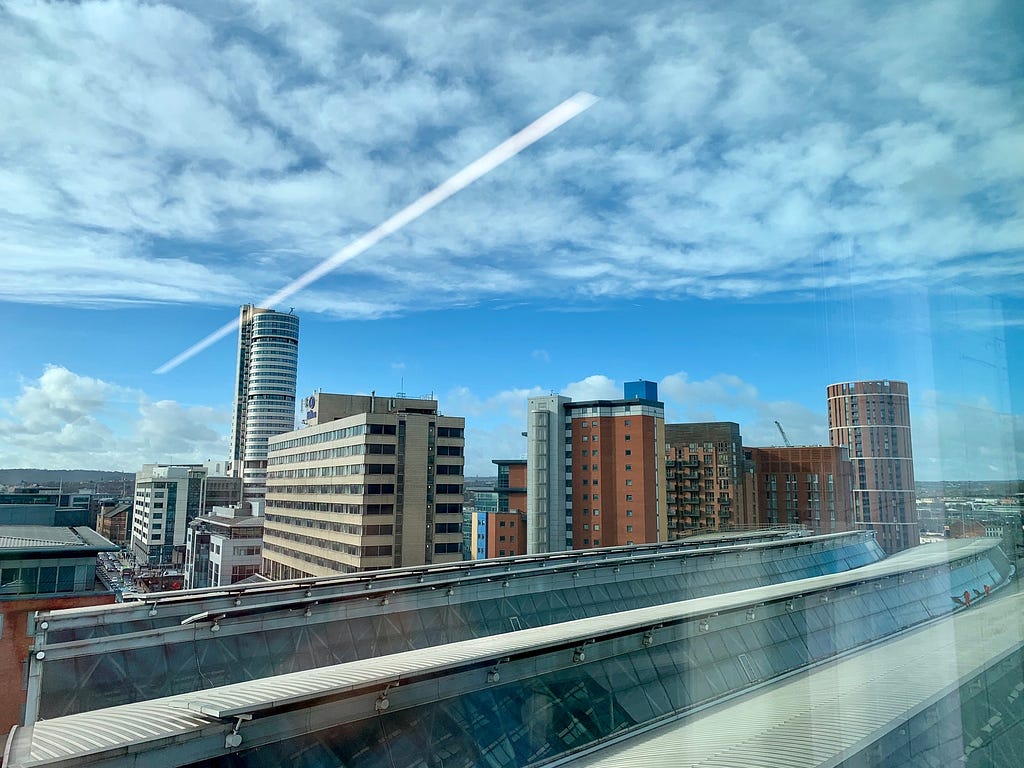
xmin=625 ymin=479 xmax=632 ymax=486
xmin=626 ymin=525 xmax=633 ymax=533
xmin=624 ymin=449 xmax=631 ymax=456
xmin=624 ymin=434 xmax=630 ymax=441
xmin=625 ymin=464 xmax=632 ymax=471
xmin=624 ymin=420 xmax=630 ymax=426
xmin=625 ymin=494 xmax=633 ymax=501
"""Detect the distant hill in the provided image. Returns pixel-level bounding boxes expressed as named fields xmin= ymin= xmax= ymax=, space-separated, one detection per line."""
xmin=0 ymin=468 xmax=135 ymax=486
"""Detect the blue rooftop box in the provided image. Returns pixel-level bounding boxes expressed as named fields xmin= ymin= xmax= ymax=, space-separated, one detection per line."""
xmin=623 ymin=380 xmax=658 ymax=401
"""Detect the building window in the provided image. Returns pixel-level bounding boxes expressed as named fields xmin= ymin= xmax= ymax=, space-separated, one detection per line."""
xmin=625 ymin=479 xmax=632 ymax=486
xmin=626 ymin=525 xmax=633 ymax=533
xmin=624 ymin=420 xmax=631 ymax=426
xmin=624 ymin=434 xmax=631 ymax=441
xmin=625 ymin=464 xmax=632 ymax=471
xmin=624 ymin=449 xmax=631 ymax=456
xmin=593 ymin=524 xmax=600 ymax=531
xmin=593 ymin=509 xmax=599 ymax=516
xmin=625 ymin=494 xmax=633 ymax=501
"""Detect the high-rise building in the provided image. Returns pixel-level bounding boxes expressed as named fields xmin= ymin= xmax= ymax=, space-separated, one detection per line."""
xmin=664 ymin=422 xmax=745 ymax=536
xmin=229 ymin=305 xmax=299 ymax=504
xmin=743 ymin=446 xmax=855 ymax=534
xmin=827 ymin=379 xmax=918 ymax=553
xmin=130 ymin=464 xmax=207 ymax=565
xmin=262 ymin=392 xmax=465 ymax=578
xmin=526 ymin=381 xmax=665 ymax=553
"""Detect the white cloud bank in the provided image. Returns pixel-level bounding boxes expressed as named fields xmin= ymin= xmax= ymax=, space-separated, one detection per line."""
xmin=2 ymin=367 xmax=1018 ymax=482
xmin=0 ymin=366 xmax=230 ymax=471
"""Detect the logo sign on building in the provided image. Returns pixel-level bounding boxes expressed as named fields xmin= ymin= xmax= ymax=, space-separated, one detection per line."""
xmin=305 ymin=394 xmax=317 ymax=422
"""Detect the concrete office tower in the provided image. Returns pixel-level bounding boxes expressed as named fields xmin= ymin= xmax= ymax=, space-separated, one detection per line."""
xmin=262 ymin=392 xmax=465 ymax=578
xmin=526 ymin=381 xmax=666 ymax=554
xmin=827 ymin=380 xmax=918 ymax=554
xmin=664 ymin=422 xmax=745 ymax=537
xmin=229 ymin=305 xmax=299 ymax=504
xmin=743 ymin=446 xmax=856 ymax=534
xmin=131 ymin=464 xmax=207 ymax=565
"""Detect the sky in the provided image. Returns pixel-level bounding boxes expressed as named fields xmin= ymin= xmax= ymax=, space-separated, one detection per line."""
xmin=0 ymin=0 xmax=1021 ymax=481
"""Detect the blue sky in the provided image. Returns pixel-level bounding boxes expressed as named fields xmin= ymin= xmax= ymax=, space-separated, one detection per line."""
xmin=0 ymin=0 xmax=1021 ymax=480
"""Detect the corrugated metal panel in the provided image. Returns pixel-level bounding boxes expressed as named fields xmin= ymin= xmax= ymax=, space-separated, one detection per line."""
xmin=6 ymin=702 xmax=214 ymax=766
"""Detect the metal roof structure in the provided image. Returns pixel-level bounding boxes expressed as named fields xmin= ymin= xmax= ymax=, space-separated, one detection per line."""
xmin=4 ymin=538 xmax=1011 ymax=768
xmin=0 ymin=526 xmax=117 ymax=553
xmin=561 ymin=581 xmax=1024 ymax=768
xmin=24 ymin=530 xmax=884 ymax=721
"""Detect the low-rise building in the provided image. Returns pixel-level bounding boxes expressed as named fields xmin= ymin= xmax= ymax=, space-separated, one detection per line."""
xmin=0 ymin=525 xmax=117 ymax=731
xmin=184 ymin=504 xmax=265 ymax=589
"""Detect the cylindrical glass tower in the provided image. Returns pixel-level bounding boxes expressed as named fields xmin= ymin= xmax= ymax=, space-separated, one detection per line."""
xmin=230 ymin=305 xmax=299 ymax=503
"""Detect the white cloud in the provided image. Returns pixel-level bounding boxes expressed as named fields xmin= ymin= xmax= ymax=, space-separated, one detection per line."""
xmin=563 ymin=375 xmax=620 ymax=402
xmin=0 ymin=366 xmax=230 ymax=470
xmin=0 ymin=0 xmax=1019 ymax=316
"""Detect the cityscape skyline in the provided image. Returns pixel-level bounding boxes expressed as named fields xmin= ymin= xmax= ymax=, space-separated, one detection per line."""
xmin=0 ymin=1 xmax=1020 ymax=482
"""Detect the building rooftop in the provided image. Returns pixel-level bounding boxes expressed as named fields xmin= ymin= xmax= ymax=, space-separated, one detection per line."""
xmin=0 ymin=526 xmax=118 ymax=553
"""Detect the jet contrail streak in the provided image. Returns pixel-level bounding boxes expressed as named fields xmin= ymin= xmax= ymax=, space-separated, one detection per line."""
xmin=155 ymin=91 xmax=598 ymax=374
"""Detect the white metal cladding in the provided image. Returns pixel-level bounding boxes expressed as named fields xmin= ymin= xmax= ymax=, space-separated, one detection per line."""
xmin=7 ymin=538 xmax=1004 ymax=767
xmin=558 ymin=578 xmax=1024 ymax=768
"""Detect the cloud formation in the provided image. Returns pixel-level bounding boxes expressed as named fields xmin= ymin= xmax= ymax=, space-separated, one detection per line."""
xmin=1 ymin=0 xmax=1021 ymax=317
xmin=0 ymin=366 xmax=230 ymax=470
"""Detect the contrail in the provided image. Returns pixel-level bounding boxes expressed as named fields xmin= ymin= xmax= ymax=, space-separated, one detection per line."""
xmin=155 ymin=91 xmax=599 ymax=374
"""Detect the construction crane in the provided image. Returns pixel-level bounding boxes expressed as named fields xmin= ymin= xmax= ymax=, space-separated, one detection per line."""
xmin=774 ymin=420 xmax=793 ymax=447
